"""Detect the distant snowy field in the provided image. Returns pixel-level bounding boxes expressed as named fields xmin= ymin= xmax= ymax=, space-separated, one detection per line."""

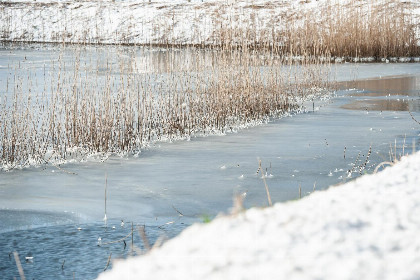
xmin=0 ymin=0 xmax=419 ymax=45
xmin=98 ymin=151 xmax=420 ymax=280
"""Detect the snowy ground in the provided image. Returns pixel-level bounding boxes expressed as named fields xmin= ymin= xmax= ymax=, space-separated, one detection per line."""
xmin=97 ymin=151 xmax=420 ymax=280
xmin=0 ymin=0 xmax=419 ymax=46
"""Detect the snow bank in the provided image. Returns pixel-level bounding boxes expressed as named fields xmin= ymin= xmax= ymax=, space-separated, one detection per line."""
xmin=0 ymin=0 xmax=305 ymax=44
xmin=97 ymin=151 xmax=420 ymax=280
xmin=1 ymin=0 xmax=419 ymax=46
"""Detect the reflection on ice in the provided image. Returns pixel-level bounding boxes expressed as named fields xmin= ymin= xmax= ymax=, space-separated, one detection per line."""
xmin=340 ymin=75 xmax=420 ymax=112
xmin=341 ymin=99 xmax=420 ymax=112
xmin=341 ymin=75 xmax=420 ymax=96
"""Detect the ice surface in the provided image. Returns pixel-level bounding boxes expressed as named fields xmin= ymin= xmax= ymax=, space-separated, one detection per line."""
xmin=97 ymin=150 xmax=420 ymax=280
xmin=1 ymin=47 xmax=420 ymax=279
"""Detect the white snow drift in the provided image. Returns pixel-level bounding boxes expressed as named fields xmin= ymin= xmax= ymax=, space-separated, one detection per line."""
xmin=1 ymin=0 xmax=419 ymax=46
xmin=97 ymin=151 xmax=420 ymax=280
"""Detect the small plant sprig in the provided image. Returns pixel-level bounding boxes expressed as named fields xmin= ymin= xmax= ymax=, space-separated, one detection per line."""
xmin=257 ymin=159 xmax=272 ymax=206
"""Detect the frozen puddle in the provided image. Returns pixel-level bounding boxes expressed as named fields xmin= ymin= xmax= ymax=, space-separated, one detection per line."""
xmin=340 ymin=75 xmax=420 ymax=112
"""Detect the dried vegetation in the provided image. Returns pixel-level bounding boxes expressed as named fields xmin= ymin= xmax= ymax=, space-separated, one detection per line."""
xmin=0 ymin=44 xmax=331 ymax=169
xmin=0 ymin=0 xmax=418 ymax=58
xmin=1 ymin=0 xmax=419 ymax=169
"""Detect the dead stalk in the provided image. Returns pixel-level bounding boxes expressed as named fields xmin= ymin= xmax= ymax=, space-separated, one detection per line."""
xmin=103 ymin=253 xmax=112 ymax=271
xmin=13 ymin=252 xmax=26 ymax=280
xmin=138 ymin=225 xmax=151 ymax=251
xmin=257 ymin=159 xmax=272 ymax=206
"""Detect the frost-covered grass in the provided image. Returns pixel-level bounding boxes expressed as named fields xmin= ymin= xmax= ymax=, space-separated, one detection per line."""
xmin=1 ymin=0 xmax=419 ymax=169
xmin=97 ymin=150 xmax=420 ymax=280
xmin=0 ymin=0 xmax=419 ymax=57
xmin=0 ymin=46 xmax=332 ymax=170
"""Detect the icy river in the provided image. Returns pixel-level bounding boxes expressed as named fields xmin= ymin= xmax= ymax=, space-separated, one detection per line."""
xmin=0 ymin=45 xmax=420 ymax=279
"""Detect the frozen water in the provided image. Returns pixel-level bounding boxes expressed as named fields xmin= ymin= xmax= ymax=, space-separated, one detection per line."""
xmin=0 ymin=45 xmax=420 ymax=279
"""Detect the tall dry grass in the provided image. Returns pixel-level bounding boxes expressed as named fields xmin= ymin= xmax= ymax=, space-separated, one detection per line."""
xmin=287 ymin=0 xmax=419 ymax=58
xmin=205 ymin=0 xmax=420 ymax=58
xmin=6 ymin=0 xmax=415 ymax=169
xmin=0 ymin=44 xmax=332 ymax=169
xmin=1 ymin=0 xmax=418 ymax=58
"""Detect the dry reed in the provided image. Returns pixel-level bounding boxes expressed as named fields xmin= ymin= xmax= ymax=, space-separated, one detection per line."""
xmin=279 ymin=0 xmax=420 ymax=58
xmin=0 ymin=44 xmax=332 ymax=169
xmin=0 ymin=0 xmax=418 ymax=58
xmin=212 ymin=0 xmax=419 ymax=58
xmin=257 ymin=159 xmax=272 ymax=206
xmin=13 ymin=252 xmax=26 ymax=280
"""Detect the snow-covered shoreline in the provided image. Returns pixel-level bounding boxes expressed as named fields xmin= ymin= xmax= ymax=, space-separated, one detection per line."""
xmin=0 ymin=0 xmax=314 ymax=45
xmin=97 ymin=151 xmax=420 ymax=280
xmin=1 ymin=0 xmax=419 ymax=52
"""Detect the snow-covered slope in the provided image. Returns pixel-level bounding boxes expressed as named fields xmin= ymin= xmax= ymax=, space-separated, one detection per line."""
xmin=1 ymin=0 xmax=419 ymax=46
xmin=97 ymin=151 xmax=420 ymax=280
xmin=0 ymin=0 xmax=304 ymax=44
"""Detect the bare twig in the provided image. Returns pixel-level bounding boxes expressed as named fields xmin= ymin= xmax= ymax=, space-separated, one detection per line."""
xmin=13 ymin=252 xmax=26 ymax=280
xmin=231 ymin=191 xmax=246 ymax=215
xmin=257 ymin=159 xmax=272 ymax=206
xmin=101 ymin=230 xmax=133 ymax=246
xmin=138 ymin=225 xmax=151 ymax=251
xmin=374 ymin=161 xmax=394 ymax=173
xmin=151 ymin=235 xmax=166 ymax=250
xmin=172 ymin=205 xmax=184 ymax=216
xmin=103 ymin=253 xmax=112 ymax=271
xmin=131 ymin=222 xmax=134 ymax=253
xmin=409 ymin=111 xmax=420 ymax=125
xmin=299 ymin=184 xmax=302 ymax=199
xmin=104 ymin=173 xmax=107 ymax=223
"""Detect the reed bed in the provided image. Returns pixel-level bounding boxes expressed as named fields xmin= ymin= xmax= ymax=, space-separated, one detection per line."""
xmin=0 ymin=44 xmax=332 ymax=169
xmin=284 ymin=0 xmax=419 ymax=58
xmin=212 ymin=0 xmax=419 ymax=58
xmin=0 ymin=0 xmax=418 ymax=58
